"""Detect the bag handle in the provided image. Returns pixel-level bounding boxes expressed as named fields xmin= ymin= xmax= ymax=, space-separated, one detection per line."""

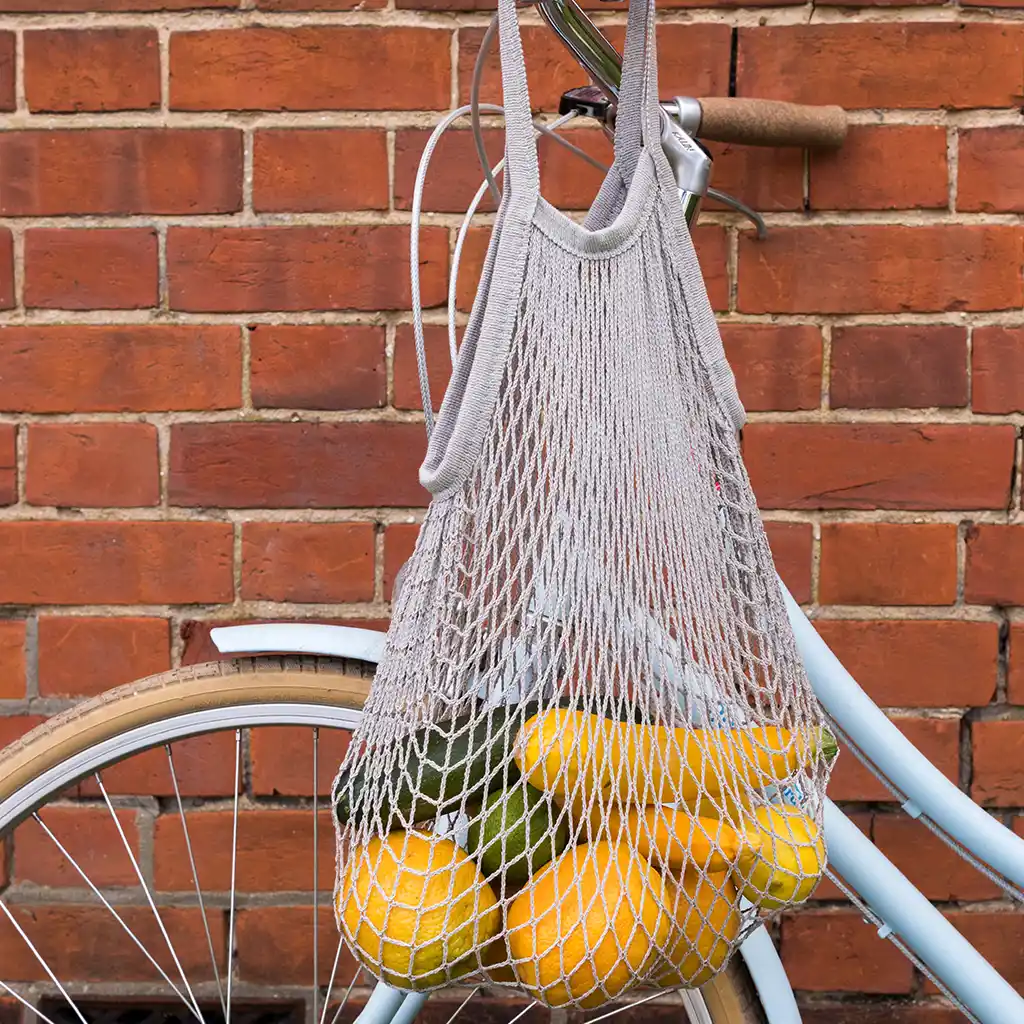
xmin=495 ymin=0 xmax=541 ymax=200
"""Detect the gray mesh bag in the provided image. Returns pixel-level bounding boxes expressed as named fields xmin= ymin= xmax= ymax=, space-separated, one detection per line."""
xmin=333 ymin=0 xmax=834 ymax=1007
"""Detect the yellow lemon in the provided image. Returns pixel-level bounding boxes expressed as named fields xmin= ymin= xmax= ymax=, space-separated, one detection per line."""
xmin=739 ymin=804 xmax=825 ymax=910
xmin=505 ymin=841 xmax=673 ymax=1009
xmin=337 ymin=831 xmax=500 ymax=989
xmin=656 ymin=871 xmax=741 ymax=990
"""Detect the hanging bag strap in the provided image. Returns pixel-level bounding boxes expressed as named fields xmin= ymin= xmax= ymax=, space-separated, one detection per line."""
xmin=495 ymin=0 xmax=541 ymax=204
xmin=611 ymin=0 xmax=662 ymax=183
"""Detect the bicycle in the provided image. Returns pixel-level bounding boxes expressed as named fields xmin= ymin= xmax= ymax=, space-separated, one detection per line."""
xmin=2 ymin=3 xmax=1023 ymax=1024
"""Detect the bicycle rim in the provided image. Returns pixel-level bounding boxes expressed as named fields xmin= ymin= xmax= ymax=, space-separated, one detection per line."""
xmin=0 ymin=657 xmax=762 ymax=1024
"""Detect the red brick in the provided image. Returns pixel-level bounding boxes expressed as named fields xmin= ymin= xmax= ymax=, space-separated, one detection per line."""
xmin=14 ymin=806 xmax=141 ymax=888
xmin=171 ymin=27 xmax=450 ymax=111
xmin=459 ymin=24 xmax=731 ymax=111
xmin=38 ymin=616 xmax=170 ymax=697
xmin=810 ymin=811 xmax=871 ymax=900
xmin=705 ymin=143 xmax=805 ymax=213
xmin=828 ymin=716 xmax=960 ymax=802
xmin=1 ymin=0 xmax=234 ymax=9
xmin=872 ymin=814 xmax=1001 ymax=900
xmin=763 ymin=521 xmax=812 ymax=604
xmin=0 ymin=423 xmax=13 ymax=504
xmin=251 ymin=723 xmax=353 ymax=796
xmin=168 ymin=226 xmax=447 ymax=313
xmin=693 ymin=226 xmax=729 ymax=312
xmin=810 ymin=126 xmax=947 ymax=211
xmin=250 ymin=325 xmax=385 ymax=410
xmin=236 ymin=906 xmax=357 ymax=984
xmin=0 ymin=228 xmax=12 ymax=309
xmin=25 ymin=228 xmax=158 ymax=310
xmin=973 ymin=327 xmax=1024 ymax=414
xmin=0 ymin=620 xmax=26 ymax=699
xmin=0 ymin=715 xmax=47 ymax=750
xmin=170 ymin=422 xmax=429 ymax=508
xmin=933 ymin=913 xmax=1024 ymax=994
xmin=393 ymin=324 xmax=453 ymax=412
xmin=965 ymin=525 xmax=1024 ymax=605
xmin=0 ymin=325 xmax=241 ymax=413
xmin=972 ymin=721 xmax=1024 ymax=806
xmin=0 ymin=129 xmax=242 ymax=216
xmin=26 ymin=423 xmax=159 ymax=507
xmin=0 ymin=33 xmax=13 ymax=111
xmin=253 ymin=129 xmax=388 ymax=213
xmin=1010 ymin=625 xmax=1024 ymax=705
xmin=782 ymin=910 xmax=913 ymax=993
xmin=0 ymin=906 xmax=225 ymax=983
xmin=720 ymin=325 xmax=821 ymax=412
xmin=258 ymin=0 xmax=384 ymax=9
xmin=24 ymin=29 xmax=159 ymax=112
xmin=79 ymin=732 xmax=238 ymax=798
xmin=830 ymin=326 xmax=967 ymax=410
xmin=737 ymin=24 xmax=1024 ymax=109
xmin=813 ymin=620 xmax=998 ymax=709
xmin=154 ymin=809 xmax=334 ymax=891
xmin=404 ymin=0 xmax=797 ymax=8
xmin=958 ymin=128 xmax=1024 ymax=213
xmin=819 ymin=523 xmax=956 ymax=606
xmin=383 ymin=522 xmax=421 ymax=600
xmin=455 ymin=227 xmax=491 ymax=313
xmin=0 ymin=522 xmax=233 ymax=604
xmin=744 ymin=424 xmax=1015 ymax=511
xmin=799 ymin=1004 xmax=961 ymax=1023
xmin=737 ymin=226 xmax=1023 ymax=314
xmin=241 ymin=522 xmax=375 ymax=602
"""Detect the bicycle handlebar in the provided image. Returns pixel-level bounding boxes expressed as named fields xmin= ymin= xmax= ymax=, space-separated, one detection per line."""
xmin=690 ymin=97 xmax=848 ymax=148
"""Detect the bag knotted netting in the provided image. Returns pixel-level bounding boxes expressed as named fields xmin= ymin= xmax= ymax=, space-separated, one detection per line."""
xmin=333 ymin=0 xmax=835 ymax=1006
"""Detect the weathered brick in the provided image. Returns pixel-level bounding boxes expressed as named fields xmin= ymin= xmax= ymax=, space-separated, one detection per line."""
xmin=0 ymin=620 xmax=26 ymax=699
xmin=814 ymin=619 xmax=998 ymax=708
xmin=241 ymin=522 xmax=376 ymax=602
xmin=810 ymin=126 xmax=947 ymax=210
xmin=1010 ymin=625 xmax=1024 ymax=705
xmin=393 ymin=324 xmax=451 ymax=412
xmin=965 ymin=525 xmax=1024 ymax=605
xmin=2 ymin=0 xmax=234 ymax=10
xmin=830 ymin=326 xmax=967 ymax=409
xmin=763 ymin=521 xmax=812 ymax=604
xmin=0 ymin=33 xmax=13 ymax=111
xmin=737 ymin=226 xmax=1023 ymax=314
xmin=253 ymin=129 xmax=389 ymax=213
xmin=250 ymin=325 xmax=385 ymax=410
xmin=0 ymin=522 xmax=233 ymax=604
xmin=0 ymin=228 xmax=14 ymax=309
xmin=0 ymin=130 xmax=242 ymax=216
xmin=0 ymin=326 xmax=242 ymax=412
xmin=38 ymin=616 xmax=170 ymax=696
xmin=171 ymin=27 xmax=451 ymax=111
xmin=958 ymin=127 xmax=1024 ymax=213
xmin=720 ymin=324 xmax=822 ymax=411
xmin=819 ymin=523 xmax=957 ymax=606
xmin=26 ymin=423 xmax=159 ymax=507
xmin=236 ymin=906 xmax=357 ymax=984
xmin=0 ymin=423 xmax=14 ymax=504
xmin=383 ymin=522 xmax=421 ymax=600
xmin=168 ymin=226 xmax=448 ymax=312
xmin=737 ymin=24 xmax=1024 ymax=109
xmin=973 ymin=721 xmax=1024 ymax=806
xmin=24 ymin=28 xmax=159 ymax=112
xmin=972 ymin=327 xmax=1024 ymax=414
xmin=744 ymin=424 xmax=1015 ymax=511
xmin=170 ymin=423 xmax=429 ymax=508
xmin=251 ymin=724 xmax=352 ymax=796
xmin=24 ymin=228 xmax=158 ymax=310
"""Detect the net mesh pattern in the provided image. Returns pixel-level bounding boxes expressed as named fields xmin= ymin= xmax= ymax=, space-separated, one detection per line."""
xmin=333 ymin=0 xmax=832 ymax=1006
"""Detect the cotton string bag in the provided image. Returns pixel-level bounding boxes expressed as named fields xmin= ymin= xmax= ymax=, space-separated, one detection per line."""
xmin=333 ymin=0 xmax=834 ymax=1006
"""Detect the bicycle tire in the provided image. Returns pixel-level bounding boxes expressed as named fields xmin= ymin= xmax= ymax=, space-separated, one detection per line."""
xmin=0 ymin=655 xmax=766 ymax=1024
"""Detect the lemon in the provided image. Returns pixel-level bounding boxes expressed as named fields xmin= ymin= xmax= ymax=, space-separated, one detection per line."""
xmin=656 ymin=871 xmax=741 ymax=989
xmin=467 ymin=783 xmax=570 ymax=890
xmin=338 ymin=831 xmax=500 ymax=989
xmin=505 ymin=841 xmax=673 ymax=1009
xmin=739 ymin=804 xmax=825 ymax=910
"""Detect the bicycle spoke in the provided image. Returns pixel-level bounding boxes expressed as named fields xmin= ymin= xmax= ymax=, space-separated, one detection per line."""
xmin=225 ymin=729 xmax=241 ymax=1024
xmin=443 ymin=987 xmax=479 ymax=1024
xmin=319 ymin=936 xmax=345 ymax=1024
xmin=505 ymin=1002 xmax=536 ymax=1024
xmin=586 ymin=988 xmax=671 ymax=1024
xmin=0 ymin=900 xmax=88 ymax=1024
xmin=167 ymin=744 xmax=228 ymax=1019
xmin=31 ymin=812 xmax=195 ymax=1009
xmin=0 ymin=978 xmax=60 ymax=1024
xmin=327 ymin=968 xmax=361 ymax=1024
xmin=313 ymin=727 xmax=320 ymax=1024
xmin=94 ymin=773 xmax=205 ymax=1024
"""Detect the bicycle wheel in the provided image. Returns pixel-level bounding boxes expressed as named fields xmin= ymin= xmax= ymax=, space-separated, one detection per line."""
xmin=0 ymin=656 xmax=765 ymax=1024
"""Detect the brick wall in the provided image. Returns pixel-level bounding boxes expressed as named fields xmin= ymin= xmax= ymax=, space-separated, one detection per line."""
xmin=0 ymin=0 xmax=1023 ymax=1019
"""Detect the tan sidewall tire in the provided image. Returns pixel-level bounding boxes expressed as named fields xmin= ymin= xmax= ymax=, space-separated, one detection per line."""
xmin=0 ymin=655 xmax=767 ymax=1024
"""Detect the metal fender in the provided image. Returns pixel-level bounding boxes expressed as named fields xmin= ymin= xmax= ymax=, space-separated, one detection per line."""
xmin=210 ymin=622 xmax=386 ymax=665
xmin=737 ymin=924 xmax=801 ymax=1024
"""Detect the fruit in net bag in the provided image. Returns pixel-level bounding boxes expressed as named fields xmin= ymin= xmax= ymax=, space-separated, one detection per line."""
xmin=505 ymin=840 xmax=673 ymax=1008
xmin=338 ymin=831 xmax=500 ymax=989
xmin=738 ymin=803 xmax=826 ymax=909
